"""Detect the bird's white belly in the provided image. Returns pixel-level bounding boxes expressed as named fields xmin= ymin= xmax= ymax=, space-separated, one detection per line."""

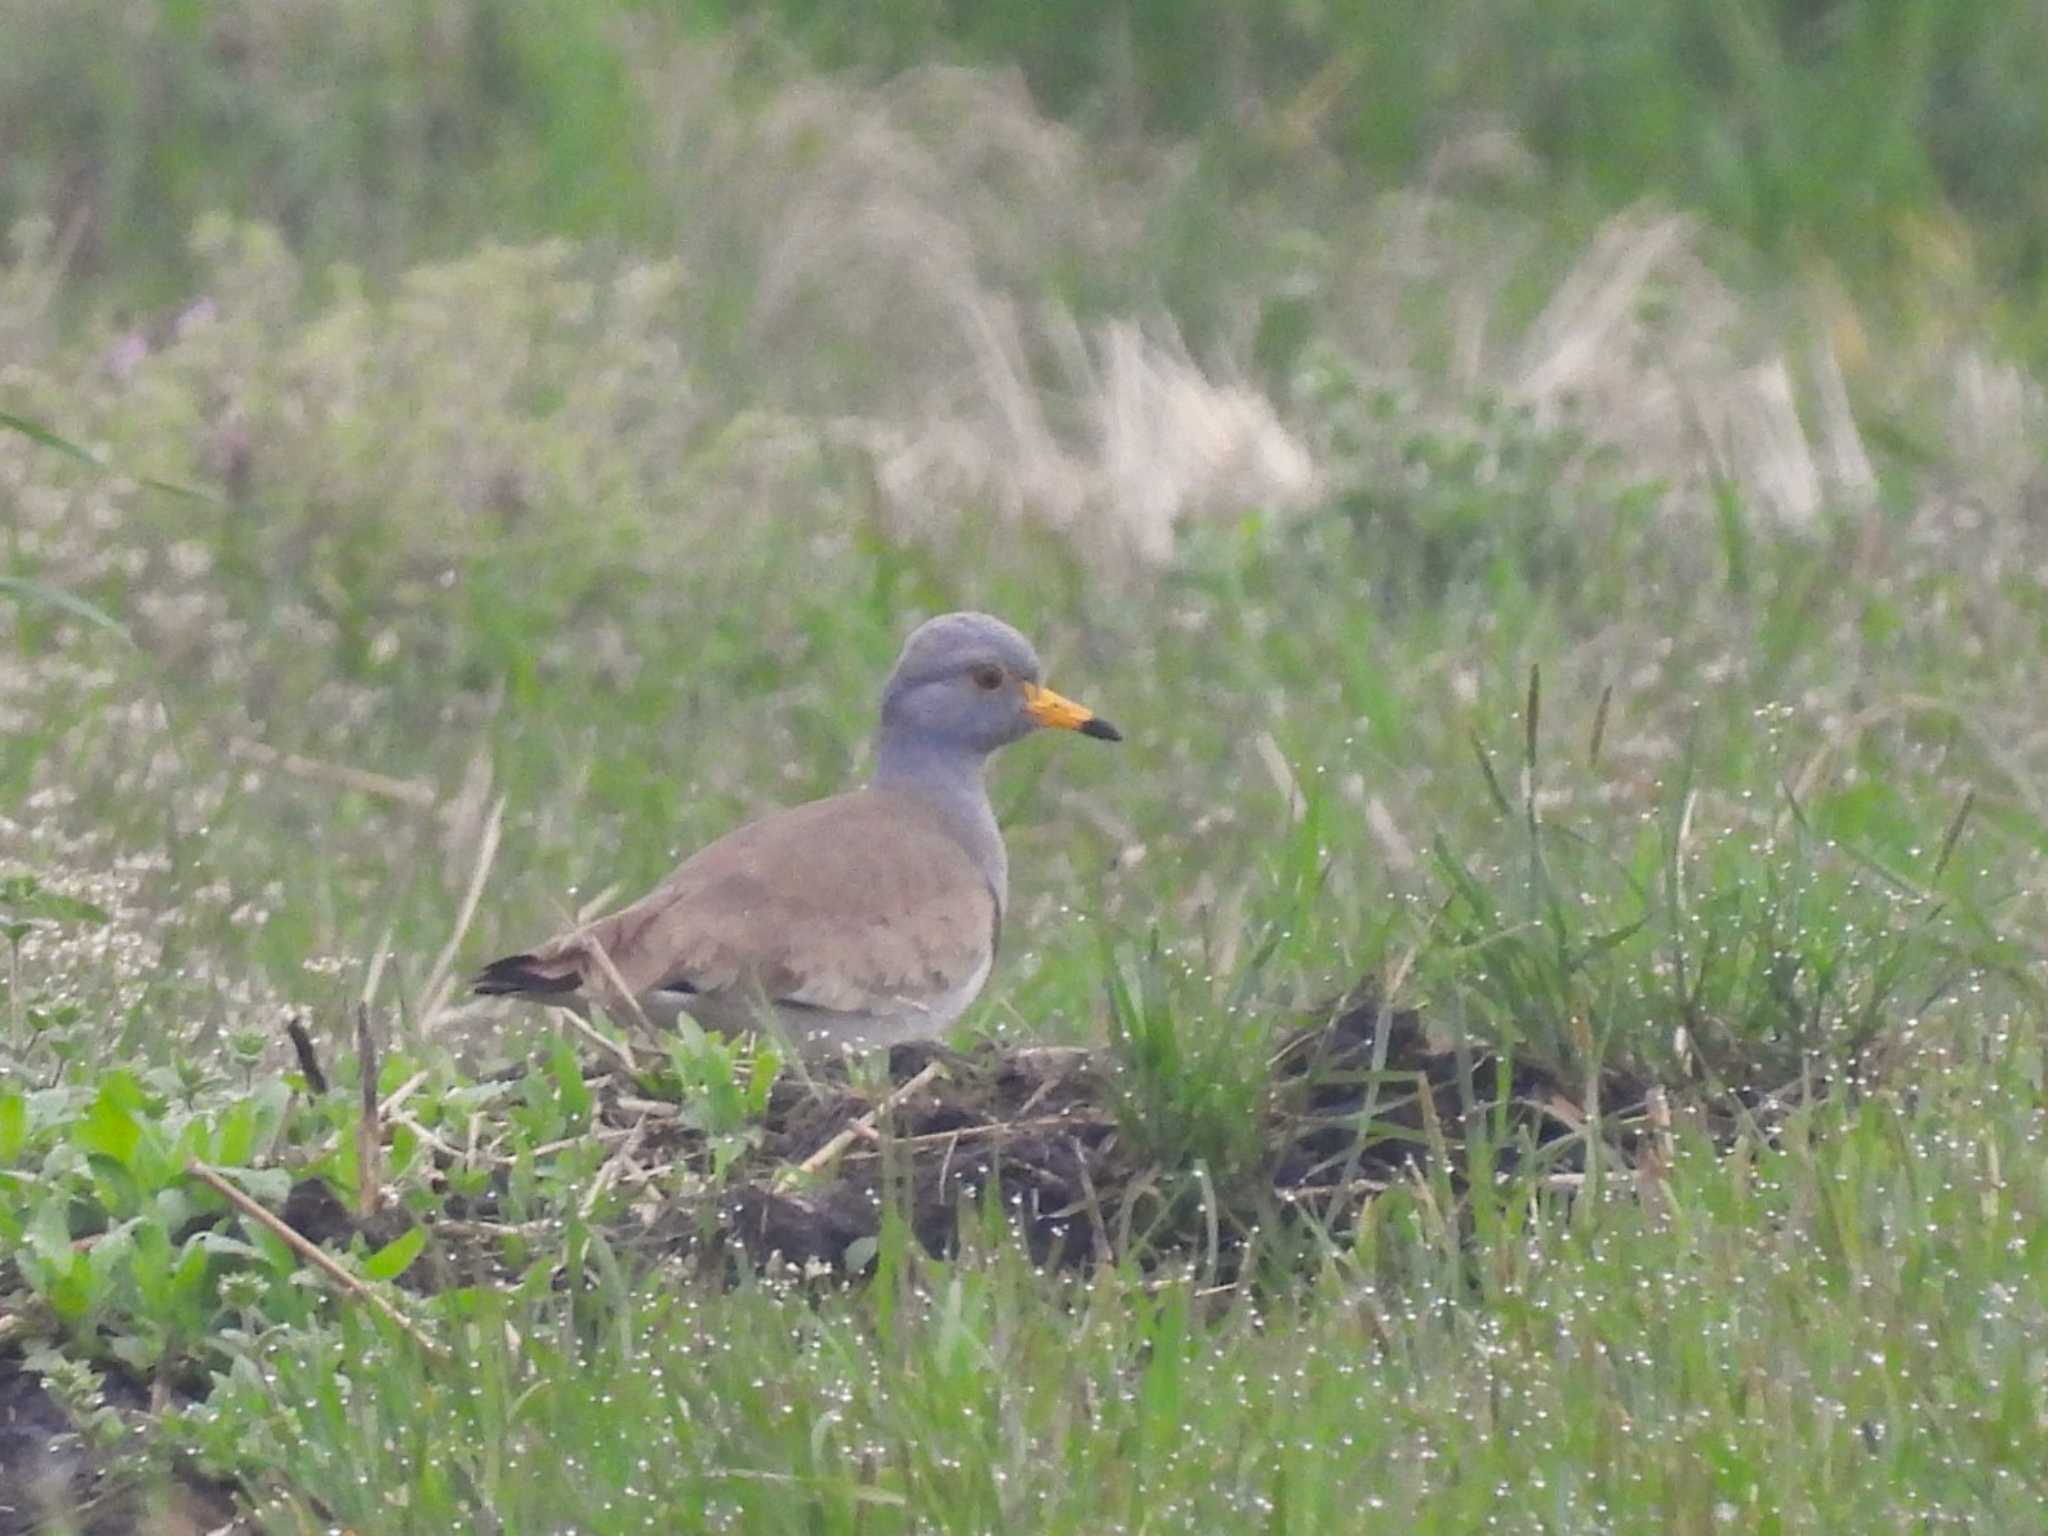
xmin=639 ymin=948 xmax=993 ymax=1051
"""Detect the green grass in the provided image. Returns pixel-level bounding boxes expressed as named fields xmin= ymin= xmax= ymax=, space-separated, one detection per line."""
xmin=162 ymin=1088 xmax=2048 ymax=1534
xmin=6 ymin=295 xmax=2048 ymax=1523
xmin=5 ymin=11 xmax=2048 ymax=1525
xmin=5 ymin=0 xmax=2048 ymax=356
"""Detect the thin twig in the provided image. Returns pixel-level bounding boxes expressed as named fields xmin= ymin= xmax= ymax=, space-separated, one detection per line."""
xmin=532 ymin=1119 xmax=669 ymax=1158
xmin=561 ymin=1008 xmax=644 ymax=1075
xmin=579 ymin=1114 xmax=653 ymax=1219
xmin=418 ymin=793 xmax=505 ymax=1023
xmin=578 ymin=932 xmax=652 ymax=1068
xmin=608 ymin=1094 xmax=683 ymax=1118
xmin=838 ymin=1111 xmax=1102 ymax=1157
xmin=789 ymin=1061 xmax=945 ymax=1179
xmin=1070 ymin=1136 xmax=1114 ymax=1267
xmin=380 ymin=1070 xmax=430 ymax=1119
xmin=578 ymin=1149 xmax=627 ymax=1220
xmin=389 ymin=1111 xmax=466 ymax=1163
xmin=186 ymin=1160 xmax=442 ymax=1357
xmin=228 ymin=736 xmax=440 ymax=810
xmin=359 ymin=927 xmax=393 ymax=1013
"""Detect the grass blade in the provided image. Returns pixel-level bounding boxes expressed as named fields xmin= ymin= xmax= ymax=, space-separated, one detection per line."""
xmin=1 ymin=408 xmax=219 ymax=503
xmin=1469 ymin=734 xmax=1513 ymax=818
xmin=0 ymin=409 xmax=103 ymax=467
xmin=0 ymin=576 xmax=132 ymax=643
xmin=1929 ymin=787 xmax=1975 ymax=885
xmin=1524 ymin=662 xmax=1541 ymax=782
xmin=1587 ymin=683 xmax=1612 ymax=770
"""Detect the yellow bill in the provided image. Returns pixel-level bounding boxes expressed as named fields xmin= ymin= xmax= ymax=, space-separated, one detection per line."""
xmin=1022 ymin=681 xmax=1122 ymax=741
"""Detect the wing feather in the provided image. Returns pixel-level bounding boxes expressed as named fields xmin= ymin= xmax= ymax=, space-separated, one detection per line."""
xmin=517 ymin=789 xmax=997 ymax=1018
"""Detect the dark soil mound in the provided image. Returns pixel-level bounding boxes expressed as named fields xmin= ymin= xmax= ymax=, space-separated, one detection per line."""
xmin=289 ymin=989 xmax=1716 ymax=1289
xmin=0 ymin=1356 xmax=235 ymax=1536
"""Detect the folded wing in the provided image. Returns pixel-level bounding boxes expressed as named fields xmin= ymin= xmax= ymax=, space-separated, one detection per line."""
xmin=475 ymin=789 xmax=998 ymax=1022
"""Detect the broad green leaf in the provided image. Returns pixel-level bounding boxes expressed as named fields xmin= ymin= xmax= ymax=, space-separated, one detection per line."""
xmin=842 ymin=1234 xmax=880 ymax=1274
xmin=131 ymin=1216 xmax=172 ymax=1274
xmin=88 ymin=1218 xmax=141 ymax=1294
xmin=85 ymin=1152 xmax=143 ymax=1220
xmin=244 ymin=1221 xmax=300 ymax=1275
xmin=25 ymin=1193 xmax=76 ymax=1265
xmin=192 ymin=1162 xmax=293 ymax=1213
xmin=174 ymin=1115 xmax=213 ymax=1171
xmin=209 ymin=1085 xmax=289 ymax=1168
xmin=108 ymin=1330 xmax=165 ymax=1372
xmin=23 ymin=888 xmax=113 ymax=926
xmin=363 ymin=1224 xmax=426 ymax=1282
xmin=234 ymin=1166 xmax=293 ymax=1204
xmin=192 ymin=1231 xmax=266 ymax=1262
xmin=0 ymin=874 xmax=113 ymax=925
xmin=20 ymin=1197 xmax=94 ymax=1322
xmin=0 ymin=1091 xmax=25 ymax=1162
xmin=152 ymin=1186 xmax=195 ymax=1233
xmin=172 ymin=1233 xmax=211 ymax=1295
xmin=208 ymin=1101 xmax=255 ymax=1168
xmin=76 ymin=1104 xmax=140 ymax=1175
xmin=549 ymin=1036 xmax=593 ymax=1124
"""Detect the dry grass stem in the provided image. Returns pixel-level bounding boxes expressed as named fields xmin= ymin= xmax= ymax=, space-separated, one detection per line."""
xmin=227 ymin=737 xmax=440 ymax=811
xmin=418 ymin=794 xmax=505 ymax=1024
xmin=790 ymin=1061 xmax=947 ymax=1179
xmin=186 ymin=1160 xmax=442 ymax=1358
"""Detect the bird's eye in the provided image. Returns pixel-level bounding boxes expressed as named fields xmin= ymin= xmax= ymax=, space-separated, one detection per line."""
xmin=970 ymin=664 xmax=1005 ymax=691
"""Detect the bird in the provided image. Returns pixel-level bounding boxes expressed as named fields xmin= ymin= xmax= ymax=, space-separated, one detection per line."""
xmin=474 ymin=612 xmax=1120 ymax=1049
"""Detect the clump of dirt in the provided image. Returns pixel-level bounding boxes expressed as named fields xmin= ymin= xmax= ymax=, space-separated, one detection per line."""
xmin=328 ymin=988 xmax=1716 ymax=1288
xmin=0 ymin=1355 xmax=236 ymax=1536
xmin=672 ymin=1038 xmax=1123 ymax=1276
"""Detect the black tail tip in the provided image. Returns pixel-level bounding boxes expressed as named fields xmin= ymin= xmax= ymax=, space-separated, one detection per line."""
xmin=473 ymin=953 xmax=580 ymax=998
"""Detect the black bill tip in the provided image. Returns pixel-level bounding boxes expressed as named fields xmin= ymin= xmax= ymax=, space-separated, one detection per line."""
xmin=1080 ymin=716 xmax=1123 ymax=742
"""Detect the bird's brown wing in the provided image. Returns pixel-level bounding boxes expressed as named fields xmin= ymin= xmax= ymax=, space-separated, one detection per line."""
xmin=481 ymin=789 xmax=997 ymax=1019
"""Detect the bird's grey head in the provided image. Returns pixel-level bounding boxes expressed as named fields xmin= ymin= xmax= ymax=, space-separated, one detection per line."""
xmin=878 ymin=612 xmax=1121 ymax=758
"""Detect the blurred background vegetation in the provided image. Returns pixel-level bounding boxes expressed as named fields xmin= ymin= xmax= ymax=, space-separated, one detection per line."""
xmin=7 ymin=5 xmax=2048 ymax=1526
xmin=4 ymin=0 xmax=2046 ymax=354
xmin=4 ymin=0 xmax=2045 ymax=1029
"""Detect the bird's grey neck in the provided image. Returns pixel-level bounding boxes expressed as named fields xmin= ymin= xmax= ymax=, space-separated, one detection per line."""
xmin=871 ymin=736 xmax=1008 ymax=909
